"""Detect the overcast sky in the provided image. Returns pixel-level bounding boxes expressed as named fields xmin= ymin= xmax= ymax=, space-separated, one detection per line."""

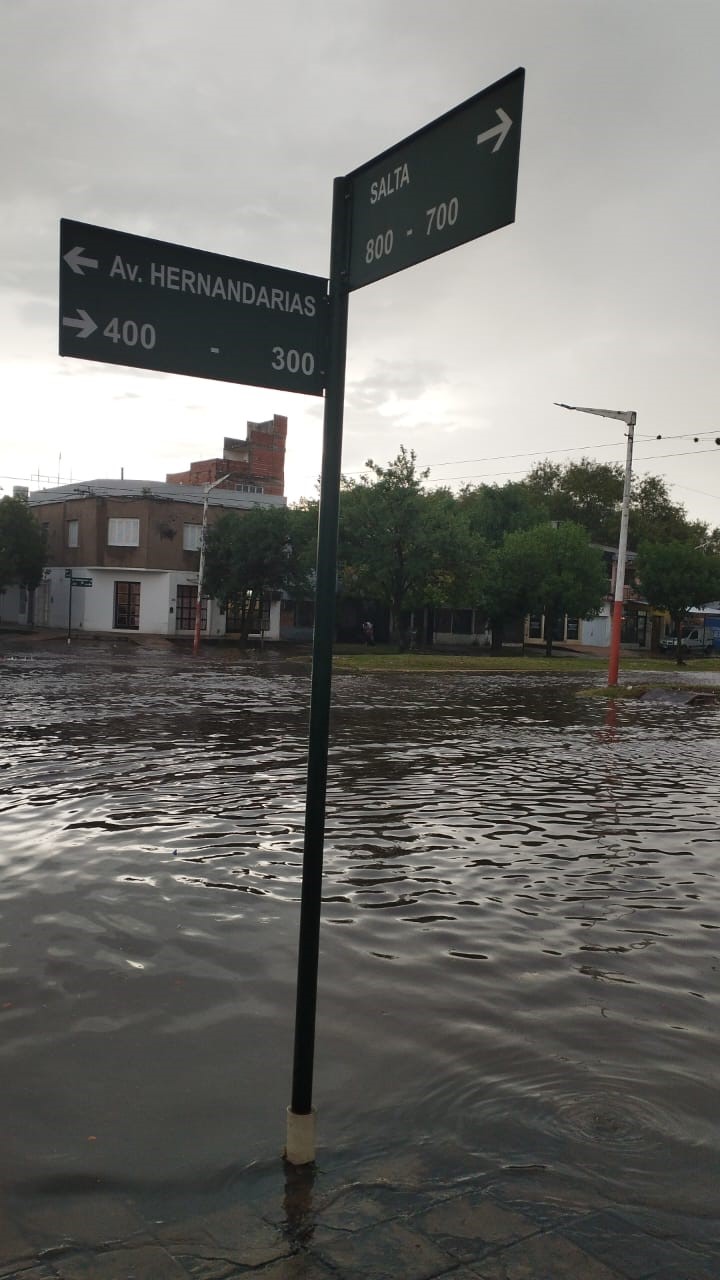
xmin=2 ymin=0 xmax=720 ymax=527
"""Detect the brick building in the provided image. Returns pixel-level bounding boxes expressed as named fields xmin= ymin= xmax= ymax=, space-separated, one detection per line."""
xmin=166 ymin=416 xmax=287 ymax=497
xmin=17 ymin=477 xmax=284 ymax=639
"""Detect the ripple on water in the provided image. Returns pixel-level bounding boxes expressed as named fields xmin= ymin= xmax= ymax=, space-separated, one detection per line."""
xmin=0 ymin=652 xmax=718 ymax=1221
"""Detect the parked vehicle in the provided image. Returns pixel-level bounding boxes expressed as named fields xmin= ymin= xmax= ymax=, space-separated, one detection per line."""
xmin=660 ymin=626 xmax=714 ymax=655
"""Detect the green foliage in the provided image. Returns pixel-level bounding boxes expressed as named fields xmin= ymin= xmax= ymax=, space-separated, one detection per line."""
xmin=199 ymin=448 xmax=720 ymax=656
xmin=497 ymin=521 xmax=608 ymax=656
xmin=0 ymin=497 xmax=46 ymax=592
xmin=523 ymin=457 xmax=624 ymax=544
xmin=629 ymin=474 xmax=708 ymax=547
xmin=203 ymin=503 xmax=317 ymax=637
xmin=285 ymin=502 xmax=319 ymax=595
xmin=459 ymin=480 xmax=545 ymax=545
xmin=338 ymin=447 xmax=485 ymax=639
xmin=636 ymin=541 xmax=720 ymax=662
xmin=521 ymin=457 xmax=705 ymax=550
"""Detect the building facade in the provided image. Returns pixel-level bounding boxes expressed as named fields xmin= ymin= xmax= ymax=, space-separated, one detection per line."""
xmin=23 ymin=478 xmax=285 ymax=639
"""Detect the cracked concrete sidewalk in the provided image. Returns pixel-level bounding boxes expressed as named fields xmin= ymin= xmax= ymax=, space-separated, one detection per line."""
xmin=1 ymin=1156 xmax=718 ymax=1279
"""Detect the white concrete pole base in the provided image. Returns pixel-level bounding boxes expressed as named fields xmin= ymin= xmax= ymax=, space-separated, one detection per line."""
xmin=284 ymin=1107 xmax=316 ymax=1165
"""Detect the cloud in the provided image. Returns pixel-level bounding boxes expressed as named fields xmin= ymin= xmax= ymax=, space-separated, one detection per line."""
xmin=346 ymin=358 xmax=448 ymax=414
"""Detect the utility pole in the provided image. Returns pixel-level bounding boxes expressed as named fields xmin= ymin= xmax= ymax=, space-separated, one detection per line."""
xmin=193 ymin=473 xmax=231 ymax=656
xmin=555 ymin=404 xmax=637 ymax=685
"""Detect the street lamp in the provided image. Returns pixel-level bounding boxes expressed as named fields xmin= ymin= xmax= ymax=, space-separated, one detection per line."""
xmin=555 ymin=403 xmax=636 ymax=686
xmin=193 ymin=473 xmax=231 ymax=656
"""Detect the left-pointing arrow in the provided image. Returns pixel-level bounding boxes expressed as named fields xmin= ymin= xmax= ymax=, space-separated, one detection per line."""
xmin=62 ymin=309 xmax=98 ymax=339
xmin=63 ymin=245 xmax=99 ymax=275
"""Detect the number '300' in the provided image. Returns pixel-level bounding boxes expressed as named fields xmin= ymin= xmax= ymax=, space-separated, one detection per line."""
xmin=272 ymin=348 xmax=315 ymax=375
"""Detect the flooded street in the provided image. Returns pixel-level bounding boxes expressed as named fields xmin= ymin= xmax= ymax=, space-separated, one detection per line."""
xmin=1 ymin=642 xmax=719 ymax=1237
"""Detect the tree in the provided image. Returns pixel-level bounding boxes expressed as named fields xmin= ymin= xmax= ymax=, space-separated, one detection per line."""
xmin=284 ymin=501 xmax=319 ymax=599
xmin=636 ymin=541 xmax=720 ymax=664
xmin=338 ymin=448 xmax=484 ymax=644
xmin=459 ymin=480 xmax=547 ymax=539
xmin=497 ymin=521 xmax=608 ymax=657
xmin=629 ymin=474 xmax=708 ymax=548
xmin=522 ymin=457 xmax=709 ymax=551
xmin=522 ymin=457 xmax=624 ymax=545
xmin=203 ymin=505 xmax=312 ymax=638
xmin=0 ymin=497 xmax=46 ymax=593
xmin=459 ymin=481 xmax=546 ymax=649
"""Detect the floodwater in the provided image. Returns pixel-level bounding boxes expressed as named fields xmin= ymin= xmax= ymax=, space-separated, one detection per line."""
xmin=1 ymin=642 xmax=718 ymax=1231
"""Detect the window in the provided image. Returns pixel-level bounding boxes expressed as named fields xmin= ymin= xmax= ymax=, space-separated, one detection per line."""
xmin=114 ymin=581 xmax=140 ymax=629
xmin=621 ymin=611 xmax=638 ymax=644
xmin=183 ymin=523 xmax=203 ymax=551
xmin=451 ymin=610 xmax=473 ymax=635
xmin=175 ymin=584 xmax=205 ymax=631
xmin=67 ymin=519 xmax=79 ymax=548
xmin=108 ymin=518 xmax=139 ymax=547
xmin=294 ymin=600 xmax=315 ymax=628
xmin=566 ymin=617 xmax=579 ymax=641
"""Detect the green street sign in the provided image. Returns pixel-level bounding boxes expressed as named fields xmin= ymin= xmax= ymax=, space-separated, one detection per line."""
xmin=71 ymin=577 xmax=93 ymax=587
xmin=59 ymin=220 xmax=329 ymax=395
xmin=346 ymin=68 xmax=524 ymax=291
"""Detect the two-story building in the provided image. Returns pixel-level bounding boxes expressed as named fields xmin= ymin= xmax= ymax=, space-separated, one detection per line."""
xmin=8 ymin=421 xmax=288 ymax=640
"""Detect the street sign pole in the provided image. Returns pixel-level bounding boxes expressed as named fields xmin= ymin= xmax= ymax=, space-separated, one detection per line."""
xmin=286 ymin=69 xmax=523 ymax=1166
xmin=67 ymin=575 xmax=73 ymax=645
xmin=286 ymin=177 xmax=351 ymax=1167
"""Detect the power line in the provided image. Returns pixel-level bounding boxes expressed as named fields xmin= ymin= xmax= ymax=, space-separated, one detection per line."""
xmin=424 ymin=445 xmax=720 ymax=488
xmin=343 ymin=428 xmax=720 ymax=480
xmin=425 ymin=437 xmax=624 ymax=470
xmin=0 ymin=472 xmax=75 ymax=486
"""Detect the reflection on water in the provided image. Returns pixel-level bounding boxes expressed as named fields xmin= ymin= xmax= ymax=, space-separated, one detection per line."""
xmin=0 ymin=644 xmax=718 ymax=1226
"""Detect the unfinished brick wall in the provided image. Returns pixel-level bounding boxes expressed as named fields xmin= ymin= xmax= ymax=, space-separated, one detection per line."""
xmin=166 ymin=415 xmax=287 ymax=496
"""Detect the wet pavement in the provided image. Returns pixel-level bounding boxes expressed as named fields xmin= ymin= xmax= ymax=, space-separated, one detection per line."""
xmin=2 ymin=1152 xmax=719 ymax=1278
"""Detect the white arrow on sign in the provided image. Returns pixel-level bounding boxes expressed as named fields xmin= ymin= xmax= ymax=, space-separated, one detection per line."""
xmin=476 ymin=107 xmax=513 ymax=153
xmin=63 ymin=245 xmax=99 ymax=275
xmin=62 ymin=309 xmax=98 ymax=339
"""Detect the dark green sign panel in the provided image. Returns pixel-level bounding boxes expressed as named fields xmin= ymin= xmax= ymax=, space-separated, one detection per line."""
xmin=346 ymin=68 xmax=524 ymax=291
xmin=59 ymin=220 xmax=329 ymax=395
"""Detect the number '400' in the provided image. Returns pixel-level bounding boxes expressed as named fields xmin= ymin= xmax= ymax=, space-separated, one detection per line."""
xmin=103 ymin=318 xmax=156 ymax=349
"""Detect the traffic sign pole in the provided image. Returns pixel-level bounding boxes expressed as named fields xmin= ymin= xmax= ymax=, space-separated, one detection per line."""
xmin=286 ymin=177 xmax=351 ymax=1167
xmin=285 ymin=70 xmax=523 ymax=1165
xmin=55 ymin=68 xmax=523 ymax=1167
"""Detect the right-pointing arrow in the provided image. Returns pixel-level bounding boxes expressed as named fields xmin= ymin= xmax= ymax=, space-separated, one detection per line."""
xmin=476 ymin=107 xmax=513 ymax=153
xmin=62 ymin=309 xmax=97 ymax=340
xmin=63 ymin=245 xmax=99 ymax=275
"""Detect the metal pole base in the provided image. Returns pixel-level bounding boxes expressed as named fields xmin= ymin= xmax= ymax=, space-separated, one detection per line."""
xmin=284 ymin=1107 xmax=316 ymax=1166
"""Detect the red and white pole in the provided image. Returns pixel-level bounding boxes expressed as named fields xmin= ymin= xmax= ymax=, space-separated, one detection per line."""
xmin=555 ymin=404 xmax=637 ymax=686
xmin=608 ymin=414 xmax=635 ymax=686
